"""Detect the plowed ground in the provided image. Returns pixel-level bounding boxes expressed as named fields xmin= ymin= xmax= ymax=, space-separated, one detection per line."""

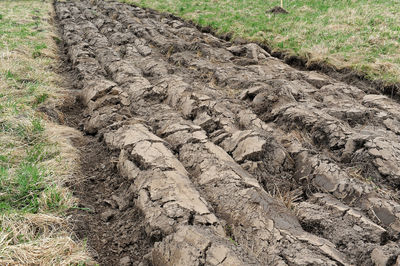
xmin=55 ymin=0 xmax=400 ymax=265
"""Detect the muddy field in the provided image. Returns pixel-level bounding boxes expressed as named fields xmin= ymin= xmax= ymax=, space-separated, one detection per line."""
xmin=54 ymin=0 xmax=400 ymax=265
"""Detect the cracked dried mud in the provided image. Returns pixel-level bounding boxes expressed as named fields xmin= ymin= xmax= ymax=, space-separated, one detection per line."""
xmin=54 ymin=0 xmax=400 ymax=265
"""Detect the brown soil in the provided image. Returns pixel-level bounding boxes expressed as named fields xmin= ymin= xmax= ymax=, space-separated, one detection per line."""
xmin=57 ymin=72 xmax=151 ymax=266
xmin=267 ymin=6 xmax=289 ymax=14
xmin=52 ymin=0 xmax=400 ymax=265
xmin=54 ymin=23 xmax=151 ymax=266
xmin=64 ymin=101 xmax=151 ymax=265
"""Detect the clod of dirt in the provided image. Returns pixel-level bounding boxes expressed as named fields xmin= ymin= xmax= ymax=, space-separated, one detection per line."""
xmin=100 ymin=209 xmax=115 ymax=222
xmin=267 ymin=6 xmax=289 ymax=14
xmin=119 ymin=256 xmax=131 ymax=266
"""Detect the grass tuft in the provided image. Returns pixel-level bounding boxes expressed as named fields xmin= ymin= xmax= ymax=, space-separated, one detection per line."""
xmin=34 ymin=92 xmax=49 ymax=105
xmin=32 ymin=43 xmax=47 ymax=58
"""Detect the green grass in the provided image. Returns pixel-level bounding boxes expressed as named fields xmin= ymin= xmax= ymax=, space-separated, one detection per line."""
xmin=126 ymin=0 xmax=400 ymax=85
xmin=0 ymin=161 xmax=45 ymax=213
xmin=0 ymin=72 xmax=65 ymax=215
xmin=0 ymin=1 xmax=94 ymax=264
xmin=0 ymin=0 xmax=70 ymax=215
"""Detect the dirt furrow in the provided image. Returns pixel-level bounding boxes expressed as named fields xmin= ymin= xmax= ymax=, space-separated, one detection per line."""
xmin=122 ymin=4 xmax=400 ymax=193
xmin=55 ymin=0 xmax=400 ymax=265
xmin=56 ymin=1 xmax=261 ymax=265
xmin=66 ymin=3 xmax=341 ymax=263
xmin=93 ymin=0 xmax=400 ymax=239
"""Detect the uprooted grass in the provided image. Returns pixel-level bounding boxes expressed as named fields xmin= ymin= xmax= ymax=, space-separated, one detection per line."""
xmin=0 ymin=0 xmax=94 ymax=264
xmin=126 ymin=0 xmax=400 ymax=86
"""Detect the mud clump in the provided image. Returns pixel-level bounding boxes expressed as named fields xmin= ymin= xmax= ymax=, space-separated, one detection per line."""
xmin=55 ymin=0 xmax=400 ymax=265
xmin=267 ymin=6 xmax=289 ymax=14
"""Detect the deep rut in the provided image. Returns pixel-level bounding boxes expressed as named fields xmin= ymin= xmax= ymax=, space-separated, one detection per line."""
xmin=59 ymin=83 xmax=151 ymax=265
xmin=55 ymin=0 xmax=400 ymax=265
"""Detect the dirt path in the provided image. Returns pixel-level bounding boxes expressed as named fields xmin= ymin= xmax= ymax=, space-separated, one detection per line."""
xmin=54 ymin=0 xmax=400 ymax=265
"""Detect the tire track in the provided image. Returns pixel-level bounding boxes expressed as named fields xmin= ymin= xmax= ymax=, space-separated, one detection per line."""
xmin=95 ymin=0 xmax=400 ymax=238
xmin=56 ymin=2 xmax=260 ymax=265
xmin=55 ymin=0 xmax=400 ymax=265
